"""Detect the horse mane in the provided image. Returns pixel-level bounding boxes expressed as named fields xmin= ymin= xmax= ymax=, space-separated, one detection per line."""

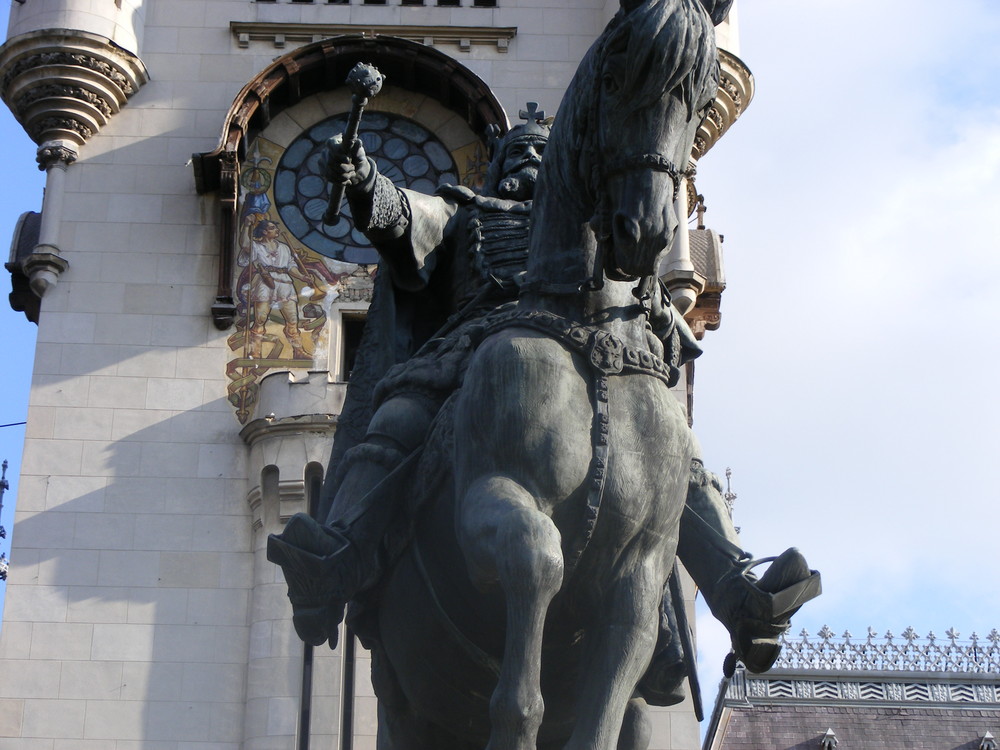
xmin=541 ymin=0 xmax=719 ymax=205
xmin=612 ymin=0 xmax=719 ymax=117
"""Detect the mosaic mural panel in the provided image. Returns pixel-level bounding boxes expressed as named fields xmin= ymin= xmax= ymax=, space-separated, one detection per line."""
xmin=226 ymin=111 xmax=480 ymax=424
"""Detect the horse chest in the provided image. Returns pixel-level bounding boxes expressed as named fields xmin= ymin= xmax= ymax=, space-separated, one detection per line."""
xmin=599 ymin=376 xmax=693 ymax=537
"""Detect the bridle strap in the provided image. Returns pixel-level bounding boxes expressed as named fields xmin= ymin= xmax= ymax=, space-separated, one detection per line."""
xmin=604 ymin=153 xmax=683 ymax=191
xmin=580 ymin=18 xmax=685 ymax=293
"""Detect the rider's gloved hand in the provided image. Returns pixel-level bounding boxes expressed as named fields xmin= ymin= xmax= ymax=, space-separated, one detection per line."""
xmin=321 ymin=135 xmax=372 ymax=187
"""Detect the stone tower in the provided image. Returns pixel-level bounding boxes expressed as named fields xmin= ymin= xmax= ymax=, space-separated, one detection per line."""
xmin=0 ymin=1 xmax=752 ymax=748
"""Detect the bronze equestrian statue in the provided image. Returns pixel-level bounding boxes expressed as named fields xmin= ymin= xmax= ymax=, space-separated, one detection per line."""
xmin=269 ymin=1 xmax=820 ymax=748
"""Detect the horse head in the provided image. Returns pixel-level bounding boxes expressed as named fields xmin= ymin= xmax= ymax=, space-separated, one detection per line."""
xmin=589 ymin=0 xmax=720 ymax=281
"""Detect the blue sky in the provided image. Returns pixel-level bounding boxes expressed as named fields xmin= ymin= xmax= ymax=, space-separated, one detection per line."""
xmin=0 ymin=6 xmax=44 ymax=618
xmin=0 ymin=0 xmax=998 ymax=720
xmin=692 ymin=0 xmax=1000 ymax=705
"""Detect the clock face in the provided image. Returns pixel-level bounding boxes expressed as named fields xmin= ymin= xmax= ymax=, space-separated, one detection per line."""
xmin=273 ymin=111 xmax=459 ymax=263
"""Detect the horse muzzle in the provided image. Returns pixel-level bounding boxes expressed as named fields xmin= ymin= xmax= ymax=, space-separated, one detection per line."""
xmin=607 ymin=207 xmax=675 ymax=279
xmin=603 ymin=162 xmax=679 ymax=279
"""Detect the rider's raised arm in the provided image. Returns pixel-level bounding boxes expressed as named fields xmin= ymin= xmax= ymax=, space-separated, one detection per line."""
xmin=326 ymin=137 xmax=459 ymax=292
xmin=352 ymin=178 xmax=459 ymax=292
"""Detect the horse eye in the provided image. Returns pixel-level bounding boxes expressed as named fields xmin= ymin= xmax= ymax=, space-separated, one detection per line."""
xmin=602 ymin=73 xmax=620 ymax=94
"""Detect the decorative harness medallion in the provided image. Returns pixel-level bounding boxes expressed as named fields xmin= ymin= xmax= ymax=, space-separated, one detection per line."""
xmin=589 ymin=330 xmax=625 ymax=375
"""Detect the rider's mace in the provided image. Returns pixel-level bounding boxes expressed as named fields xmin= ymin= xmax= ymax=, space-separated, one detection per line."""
xmin=323 ymin=62 xmax=385 ymax=224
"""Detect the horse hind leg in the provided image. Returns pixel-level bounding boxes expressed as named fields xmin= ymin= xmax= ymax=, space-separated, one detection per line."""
xmin=458 ymin=474 xmax=564 ymax=750
xmin=566 ymin=561 xmax=664 ymax=750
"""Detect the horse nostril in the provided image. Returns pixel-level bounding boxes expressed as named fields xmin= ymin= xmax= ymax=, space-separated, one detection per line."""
xmin=612 ymin=212 xmax=641 ymax=246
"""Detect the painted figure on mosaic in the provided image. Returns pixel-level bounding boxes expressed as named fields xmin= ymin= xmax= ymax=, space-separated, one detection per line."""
xmin=271 ymin=1 xmax=821 ymax=746
xmin=240 ymin=216 xmax=312 ymax=360
xmin=228 ymin=208 xmax=333 ymax=420
xmin=226 ymin=138 xmax=364 ymax=423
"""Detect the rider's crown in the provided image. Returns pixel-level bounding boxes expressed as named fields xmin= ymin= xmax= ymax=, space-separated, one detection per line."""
xmin=488 ymin=102 xmax=551 ymax=159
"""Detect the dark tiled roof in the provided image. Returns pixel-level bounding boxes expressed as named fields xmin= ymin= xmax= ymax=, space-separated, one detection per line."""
xmin=687 ymin=228 xmax=725 ymax=290
xmin=715 ymin=704 xmax=997 ymax=750
xmin=704 ymin=630 xmax=1000 ymax=750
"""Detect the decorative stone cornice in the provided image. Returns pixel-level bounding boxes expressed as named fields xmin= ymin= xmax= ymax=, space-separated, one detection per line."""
xmin=729 ymin=668 xmax=1000 ymax=708
xmin=666 ymin=228 xmax=724 ymax=339
xmin=230 ymin=22 xmax=517 ymax=53
xmin=0 ymin=28 xmax=149 ymax=149
xmin=240 ymin=413 xmax=338 ymax=448
xmin=692 ymin=48 xmax=754 ymax=161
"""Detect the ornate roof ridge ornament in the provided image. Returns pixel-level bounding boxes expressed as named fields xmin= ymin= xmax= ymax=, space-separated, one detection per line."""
xmin=770 ymin=626 xmax=1000 ymax=674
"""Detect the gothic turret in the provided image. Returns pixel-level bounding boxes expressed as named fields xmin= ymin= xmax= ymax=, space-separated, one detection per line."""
xmin=0 ymin=0 xmax=148 ymax=300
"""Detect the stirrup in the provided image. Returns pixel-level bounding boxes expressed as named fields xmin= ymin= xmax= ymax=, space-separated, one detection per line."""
xmin=723 ymin=548 xmax=821 ymax=676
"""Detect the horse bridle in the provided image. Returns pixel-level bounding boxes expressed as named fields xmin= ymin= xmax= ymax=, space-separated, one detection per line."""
xmin=586 ymin=146 xmax=684 ymax=293
xmin=603 ymin=152 xmax=683 ymax=190
xmin=581 ymin=18 xmax=688 ymax=294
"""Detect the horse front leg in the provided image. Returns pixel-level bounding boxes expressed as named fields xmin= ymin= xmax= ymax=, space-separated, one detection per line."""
xmin=458 ymin=474 xmax=564 ymax=750
xmin=566 ymin=560 xmax=664 ymax=750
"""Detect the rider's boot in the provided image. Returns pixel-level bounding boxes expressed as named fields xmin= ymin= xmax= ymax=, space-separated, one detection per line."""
xmin=266 ymin=512 xmax=358 ymax=648
xmin=707 ymin=548 xmax=821 ymax=675
xmin=678 ymin=460 xmax=821 ymax=675
xmin=267 ymin=441 xmax=407 ymax=648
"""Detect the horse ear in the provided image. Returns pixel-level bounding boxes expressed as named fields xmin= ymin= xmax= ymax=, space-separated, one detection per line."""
xmin=700 ymin=0 xmax=734 ymax=25
xmin=484 ymin=123 xmax=502 ymax=160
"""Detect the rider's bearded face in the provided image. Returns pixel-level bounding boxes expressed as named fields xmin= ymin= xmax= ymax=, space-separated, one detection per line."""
xmin=496 ymin=136 xmax=546 ymax=200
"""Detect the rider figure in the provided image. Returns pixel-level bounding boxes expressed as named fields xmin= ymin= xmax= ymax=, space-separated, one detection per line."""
xmin=268 ymin=107 xmax=819 ymax=684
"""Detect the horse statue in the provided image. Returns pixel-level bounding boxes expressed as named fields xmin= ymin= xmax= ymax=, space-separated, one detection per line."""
xmin=271 ymin=1 xmax=820 ymax=749
xmin=364 ymin=2 xmax=727 ymax=749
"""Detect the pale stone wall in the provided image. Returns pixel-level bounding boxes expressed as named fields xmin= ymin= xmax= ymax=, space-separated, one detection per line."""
xmin=0 ymin=1 xmax=731 ymax=748
xmin=7 ymin=0 xmax=146 ymax=55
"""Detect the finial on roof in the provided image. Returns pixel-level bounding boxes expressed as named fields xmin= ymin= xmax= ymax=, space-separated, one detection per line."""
xmin=723 ymin=467 xmax=736 ymax=515
xmin=980 ymin=731 xmax=998 ymax=750
xmin=820 ymin=729 xmax=838 ymax=749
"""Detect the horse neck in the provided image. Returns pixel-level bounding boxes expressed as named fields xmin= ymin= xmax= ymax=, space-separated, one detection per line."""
xmin=522 ymin=152 xmax=652 ymax=350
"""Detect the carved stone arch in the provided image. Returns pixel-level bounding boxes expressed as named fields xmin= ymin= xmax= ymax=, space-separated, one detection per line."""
xmin=192 ymin=35 xmax=507 ymax=330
